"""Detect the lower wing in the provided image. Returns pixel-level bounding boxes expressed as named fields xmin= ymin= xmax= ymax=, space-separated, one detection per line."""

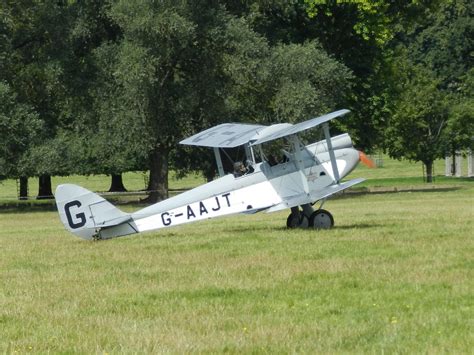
xmin=267 ymin=178 xmax=365 ymax=213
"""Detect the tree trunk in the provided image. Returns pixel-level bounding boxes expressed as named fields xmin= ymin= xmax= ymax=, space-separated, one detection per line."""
xmin=425 ymin=161 xmax=434 ymax=183
xmin=451 ymin=148 xmax=456 ymax=176
xmin=19 ymin=176 xmax=28 ymax=200
xmin=144 ymin=146 xmax=169 ymax=203
xmin=37 ymin=175 xmax=54 ymax=199
xmin=108 ymin=173 xmax=127 ymax=192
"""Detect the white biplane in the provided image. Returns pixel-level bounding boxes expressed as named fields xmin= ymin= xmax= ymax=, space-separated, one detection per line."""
xmin=55 ymin=109 xmax=373 ymax=240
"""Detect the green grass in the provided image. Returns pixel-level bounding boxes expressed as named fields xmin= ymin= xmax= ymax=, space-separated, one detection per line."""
xmin=349 ymin=155 xmax=472 ymax=188
xmin=0 ymin=155 xmax=473 ymax=352
xmin=0 ymin=184 xmax=473 ymax=352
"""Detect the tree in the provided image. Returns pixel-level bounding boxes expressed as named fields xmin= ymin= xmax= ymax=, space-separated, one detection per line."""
xmin=386 ymin=0 xmax=473 ymax=181
xmin=407 ymin=0 xmax=474 ymax=160
xmin=2 ymin=1 xmax=77 ymax=198
xmin=386 ymin=64 xmax=449 ymax=182
xmin=101 ymin=1 xmax=223 ymax=202
xmin=63 ymin=2 xmax=138 ymax=192
xmin=441 ymin=69 xmax=474 ymax=162
xmin=0 ymin=82 xmax=41 ymax=198
xmin=0 ymin=5 xmax=44 ymax=199
xmin=302 ymin=0 xmax=443 ymax=150
xmin=172 ymin=15 xmax=352 ymax=181
xmin=2 ymin=1 xmax=124 ymax=197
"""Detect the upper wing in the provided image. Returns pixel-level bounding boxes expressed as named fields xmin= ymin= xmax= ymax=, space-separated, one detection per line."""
xmin=180 ymin=123 xmax=266 ymax=148
xmin=179 ymin=109 xmax=349 ymax=148
xmin=251 ymin=109 xmax=350 ymax=146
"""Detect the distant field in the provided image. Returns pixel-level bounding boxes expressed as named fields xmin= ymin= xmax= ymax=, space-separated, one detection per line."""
xmin=0 ymin=171 xmax=206 ymax=202
xmin=0 ymin=155 xmax=471 ymax=202
xmin=0 ymin=185 xmax=472 ymax=352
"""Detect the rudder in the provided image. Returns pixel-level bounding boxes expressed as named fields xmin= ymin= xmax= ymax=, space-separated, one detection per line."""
xmin=55 ymin=184 xmax=130 ymax=240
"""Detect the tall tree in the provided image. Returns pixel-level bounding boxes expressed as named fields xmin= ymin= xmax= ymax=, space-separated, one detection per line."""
xmin=103 ymin=1 xmax=226 ymax=202
xmin=3 ymin=1 xmax=76 ymax=198
xmin=386 ymin=64 xmax=449 ymax=182
xmin=173 ymin=12 xmax=352 ymax=181
xmin=0 ymin=82 xmax=41 ymax=197
xmin=406 ymin=0 xmax=473 ymax=158
xmin=301 ymin=0 xmax=441 ymax=150
xmin=441 ymin=69 xmax=474 ymax=158
xmin=386 ymin=0 xmax=473 ymax=180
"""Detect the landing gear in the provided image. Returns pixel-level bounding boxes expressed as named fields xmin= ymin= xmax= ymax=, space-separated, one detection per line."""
xmin=286 ymin=204 xmax=334 ymax=230
xmin=309 ymin=209 xmax=334 ymax=229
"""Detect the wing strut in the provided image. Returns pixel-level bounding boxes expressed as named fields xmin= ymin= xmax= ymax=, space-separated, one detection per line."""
xmin=289 ymin=135 xmax=310 ymax=195
xmin=213 ymin=148 xmax=225 ymax=177
xmin=322 ymin=123 xmax=340 ymax=183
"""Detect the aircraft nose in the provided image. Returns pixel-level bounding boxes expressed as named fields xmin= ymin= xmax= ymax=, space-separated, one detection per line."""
xmin=339 ymin=148 xmax=360 ymax=178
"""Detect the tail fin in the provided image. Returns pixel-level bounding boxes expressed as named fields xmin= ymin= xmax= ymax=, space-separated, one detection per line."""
xmin=55 ymin=184 xmax=131 ymax=240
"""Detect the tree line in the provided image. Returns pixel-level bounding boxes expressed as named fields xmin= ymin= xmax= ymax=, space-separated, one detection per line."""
xmin=1 ymin=0 xmax=472 ymax=202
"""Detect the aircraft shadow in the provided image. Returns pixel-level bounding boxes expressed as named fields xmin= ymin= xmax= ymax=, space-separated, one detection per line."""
xmin=331 ymin=223 xmax=382 ymax=230
xmin=337 ymin=186 xmax=462 ymax=199
xmin=222 ymin=222 xmax=382 ymax=234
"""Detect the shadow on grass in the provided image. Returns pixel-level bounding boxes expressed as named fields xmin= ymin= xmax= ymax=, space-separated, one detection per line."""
xmin=0 ymin=205 xmax=58 ymax=214
xmin=336 ymin=186 xmax=463 ymax=199
xmin=334 ymin=223 xmax=383 ymax=230
xmin=221 ymin=222 xmax=383 ymax=234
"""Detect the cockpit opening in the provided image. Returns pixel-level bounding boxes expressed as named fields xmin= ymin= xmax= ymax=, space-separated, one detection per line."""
xmin=257 ymin=138 xmax=292 ymax=167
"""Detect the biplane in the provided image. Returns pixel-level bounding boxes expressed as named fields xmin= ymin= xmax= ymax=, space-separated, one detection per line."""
xmin=55 ymin=109 xmax=372 ymax=240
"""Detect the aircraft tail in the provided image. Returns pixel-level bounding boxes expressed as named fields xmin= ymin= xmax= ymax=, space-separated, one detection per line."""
xmin=55 ymin=184 xmax=132 ymax=240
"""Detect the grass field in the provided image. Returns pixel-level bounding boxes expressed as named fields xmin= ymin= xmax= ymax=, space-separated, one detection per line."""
xmin=1 ymin=158 xmax=473 ymax=352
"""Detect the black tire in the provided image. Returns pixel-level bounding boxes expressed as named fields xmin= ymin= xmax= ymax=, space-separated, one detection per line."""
xmin=286 ymin=213 xmax=309 ymax=228
xmin=309 ymin=209 xmax=334 ymax=229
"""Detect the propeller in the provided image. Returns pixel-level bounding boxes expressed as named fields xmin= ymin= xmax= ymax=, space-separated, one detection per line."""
xmin=358 ymin=151 xmax=376 ymax=168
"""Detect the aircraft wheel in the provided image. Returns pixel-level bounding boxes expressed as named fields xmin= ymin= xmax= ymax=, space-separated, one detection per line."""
xmin=309 ymin=209 xmax=334 ymax=229
xmin=286 ymin=213 xmax=309 ymax=228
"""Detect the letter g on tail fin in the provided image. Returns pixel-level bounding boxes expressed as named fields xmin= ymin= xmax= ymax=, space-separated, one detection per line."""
xmin=55 ymin=184 xmax=131 ymax=240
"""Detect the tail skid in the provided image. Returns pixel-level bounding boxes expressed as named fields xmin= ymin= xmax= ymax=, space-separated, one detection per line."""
xmin=55 ymin=184 xmax=132 ymax=240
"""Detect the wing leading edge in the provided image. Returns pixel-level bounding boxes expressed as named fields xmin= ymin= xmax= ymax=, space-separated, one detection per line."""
xmin=179 ymin=109 xmax=350 ymax=149
xmin=179 ymin=123 xmax=265 ymax=148
xmin=251 ymin=109 xmax=350 ymax=146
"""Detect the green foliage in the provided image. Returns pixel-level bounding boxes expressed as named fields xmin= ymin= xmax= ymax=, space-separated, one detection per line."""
xmin=269 ymin=41 xmax=352 ymax=122
xmin=1 ymin=1 xmax=76 ymax=182
xmin=386 ymin=64 xmax=448 ymax=166
xmin=407 ymin=0 xmax=473 ymax=92
xmin=1 ymin=0 xmax=469 ymax=192
xmin=441 ymin=68 xmax=474 ymax=153
xmin=385 ymin=0 xmax=473 ymax=174
xmin=305 ymin=0 xmax=393 ymax=45
xmin=0 ymin=82 xmax=41 ymax=179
